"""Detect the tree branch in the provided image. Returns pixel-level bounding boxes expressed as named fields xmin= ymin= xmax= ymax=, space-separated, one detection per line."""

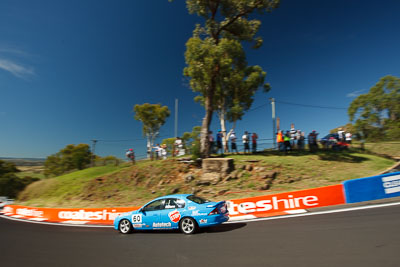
xmin=216 ymin=0 xmax=262 ymax=37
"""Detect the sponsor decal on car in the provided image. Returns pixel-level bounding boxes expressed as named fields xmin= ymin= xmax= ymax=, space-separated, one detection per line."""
xmin=153 ymin=222 xmax=172 ymax=228
xmin=133 ymin=223 xmax=144 ymax=228
xmin=188 ymin=206 xmax=196 ymax=210
xmin=168 ymin=210 xmax=181 ymax=223
xmin=191 ymin=210 xmax=207 ymax=216
xmin=199 ymin=219 xmax=207 ymax=224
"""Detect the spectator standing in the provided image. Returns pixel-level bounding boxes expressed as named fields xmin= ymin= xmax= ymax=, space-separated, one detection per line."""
xmin=284 ymin=131 xmax=292 ymax=152
xmin=230 ymin=131 xmax=238 ymax=154
xmin=297 ymin=131 xmax=305 ymax=150
xmin=338 ymin=128 xmax=345 ymax=142
xmin=242 ymin=131 xmax=250 ymax=154
xmin=276 ymin=130 xmax=284 ymax=152
xmin=345 ymin=131 xmax=352 ymax=144
xmin=160 ymin=144 xmax=167 ymax=160
xmin=251 ymin=132 xmax=258 ymax=153
xmin=174 ymin=137 xmax=184 ymax=156
xmin=208 ymin=131 xmax=214 ymax=154
xmin=308 ymin=130 xmax=319 ymax=152
xmin=216 ymin=130 xmax=223 ymax=154
xmin=153 ymin=144 xmax=161 ymax=160
xmin=290 ymin=124 xmax=297 ymax=148
xmin=126 ymin=148 xmax=135 ymax=164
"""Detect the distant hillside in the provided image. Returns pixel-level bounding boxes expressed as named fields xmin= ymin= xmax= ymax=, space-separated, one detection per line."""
xmin=0 ymin=157 xmax=45 ymax=166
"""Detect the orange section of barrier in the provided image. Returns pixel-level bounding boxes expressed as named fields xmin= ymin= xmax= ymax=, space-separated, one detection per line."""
xmin=2 ymin=205 xmax=140 ymax=225
xmin=227 ymin=184 xmax=345 ymax=217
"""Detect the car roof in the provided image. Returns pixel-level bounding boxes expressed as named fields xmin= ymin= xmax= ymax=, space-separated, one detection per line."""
xmin=152 ymin=194 xmax=193 ymax=201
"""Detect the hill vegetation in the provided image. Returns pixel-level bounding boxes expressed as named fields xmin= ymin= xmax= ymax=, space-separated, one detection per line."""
xmin=15 ymin=145 xmax=398 ymax=208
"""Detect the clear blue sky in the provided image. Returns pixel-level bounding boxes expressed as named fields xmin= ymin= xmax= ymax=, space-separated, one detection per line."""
xmin=1 ymin=0 xmax=399 ymax=159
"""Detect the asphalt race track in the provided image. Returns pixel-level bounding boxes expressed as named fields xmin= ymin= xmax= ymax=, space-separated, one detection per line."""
xmin=1 ymin=205 xmax=400 ymax=267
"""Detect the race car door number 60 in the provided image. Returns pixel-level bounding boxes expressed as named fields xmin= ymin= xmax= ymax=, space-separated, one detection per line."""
xmin=132 ymin=214 xmax=142 ymax=223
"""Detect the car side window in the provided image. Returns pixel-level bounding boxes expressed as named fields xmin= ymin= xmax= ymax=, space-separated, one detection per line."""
xmin=142 ymin=199 xmax=165 ymax=212
xmin=175 ymin=199 xmax=185 ymax=208
xmin=164 ymin=198 xmax=185 ymax=209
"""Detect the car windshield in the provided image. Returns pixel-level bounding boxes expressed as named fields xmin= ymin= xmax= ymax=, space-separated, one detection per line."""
xmin=187 ymin=195 xmax=210 ymax=204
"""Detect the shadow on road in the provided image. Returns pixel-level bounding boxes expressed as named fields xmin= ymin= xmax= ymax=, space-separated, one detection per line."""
xmin=199 ymin=222 xmax=246 ymax=234
xmin=129 ymin=223 xmax=246 ymax=235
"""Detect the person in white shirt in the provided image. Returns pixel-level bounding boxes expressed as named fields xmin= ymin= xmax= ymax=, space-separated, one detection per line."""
xmin=230 ymin=131 xmax=238 ymax=154
xmin=338 ymin=128 xmax=345 ymax=142
xmin=345 ymin=132 xmax=352 ymax=144
xmin=242 ymin=131 xmax=250 ymax=154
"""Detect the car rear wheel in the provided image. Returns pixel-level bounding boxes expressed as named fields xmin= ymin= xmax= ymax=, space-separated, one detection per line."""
xmin=179 ymin=217 xmax=197 ymax=235
xmin=119 ymin=219 xmax=133 ymax=234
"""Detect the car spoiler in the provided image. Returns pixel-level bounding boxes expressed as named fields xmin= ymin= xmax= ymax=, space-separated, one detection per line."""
xmin=206 ymin=201 xmax=226 ymax=208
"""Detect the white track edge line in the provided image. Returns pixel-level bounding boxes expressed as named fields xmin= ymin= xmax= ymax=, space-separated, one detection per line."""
xmin=225 ymin=201 xmax=400 ymax=224
xmin=0 ymin=215 xmax=112 ymax=228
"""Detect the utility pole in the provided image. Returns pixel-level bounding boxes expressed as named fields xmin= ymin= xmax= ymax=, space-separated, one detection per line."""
xmin=91 ymin=139 xmax=98 ymax=167
xmin=269 ymin=98 xmax=276 ymax=149
xmin=174 ymin=98 xmax=178 ymax=138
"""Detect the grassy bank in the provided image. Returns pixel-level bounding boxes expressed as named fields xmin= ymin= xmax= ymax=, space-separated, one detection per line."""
xmin=17 ymin=165 xmax=130 ymax=207
xmin=363 ymin=141 xmax=400 ymax=158
xmin=15 ymin=148 xmax=397 ymax=208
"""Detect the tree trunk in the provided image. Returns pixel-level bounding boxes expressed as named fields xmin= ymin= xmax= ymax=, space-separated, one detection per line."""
xmin=200 ymin=96 xmax=213 ymax=158
xmin=200 ymin=66 xmax=218 ymax=158
xmin=146 ymin=136 xmax=151 ymax=159
xmin=146 ymin=133 xmax=157 ymax=160
xmin=218 ymin=109 xmax=228 ymax=153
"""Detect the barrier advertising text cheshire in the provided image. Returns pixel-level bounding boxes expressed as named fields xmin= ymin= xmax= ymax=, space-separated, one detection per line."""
xmin=227 ymin=184 xmax=345 ymax=220
xmin=343 ymin=171 xmax=400 ymax=203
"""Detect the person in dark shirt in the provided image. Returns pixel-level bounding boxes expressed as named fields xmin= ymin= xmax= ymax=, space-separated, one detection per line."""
xmin=251 ymin=132 xmax=258 ymax=153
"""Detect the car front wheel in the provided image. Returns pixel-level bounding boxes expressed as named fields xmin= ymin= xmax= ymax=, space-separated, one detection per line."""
xmin=118 ymin=219 xmax=133 ymax=234
xmin=179 ymin=217 xmax=197 ymax=235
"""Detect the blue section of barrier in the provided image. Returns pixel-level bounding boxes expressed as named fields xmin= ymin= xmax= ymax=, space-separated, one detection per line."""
xmin=343 ymin=171 xmax=400 ymax=203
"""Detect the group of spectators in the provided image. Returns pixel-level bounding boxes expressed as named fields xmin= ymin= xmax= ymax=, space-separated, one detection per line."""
xmin=152 ymin=144 xmax=168 ymax=160
xmin=209 ymin=130 xmax=259 ymax=155
xmin=127 ymin=126 xmax=354 ymax=161
xmin=276 ymin=126 xmax=353 ymax=153
xmin=276 ymin=126 xmax=308 ymax=152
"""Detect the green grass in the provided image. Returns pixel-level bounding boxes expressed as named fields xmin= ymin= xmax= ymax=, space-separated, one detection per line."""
xmin=18 ymin=165 xmax=129 ymax=207
xmin=363 ymin=141 xmax=400 ymax=158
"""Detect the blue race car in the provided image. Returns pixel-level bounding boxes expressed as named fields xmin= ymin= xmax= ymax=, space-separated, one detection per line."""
xmin=114 ymin=194 xmax=229 ymax=235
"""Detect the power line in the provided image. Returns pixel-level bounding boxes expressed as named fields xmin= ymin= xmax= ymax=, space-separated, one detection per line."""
xmin=93 ymin=135 xmax=169 ymax=143
xmin=97 ymin=138 xmax=145 ymax=143
xmin=247 ymin=103 xmax=269 ymax=112
xmin=276 ymin=100 xmax=347 ymax=110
